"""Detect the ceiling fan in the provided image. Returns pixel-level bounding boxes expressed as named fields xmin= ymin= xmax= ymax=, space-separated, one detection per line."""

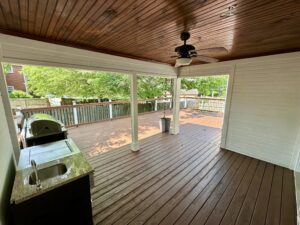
xmin=172 ymin=32 xmax=228 ymax=67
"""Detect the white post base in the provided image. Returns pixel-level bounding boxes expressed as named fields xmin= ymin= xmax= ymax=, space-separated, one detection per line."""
xmin=130 ymin=142 xmax=140 ymax=151
xmin=170 ymin=126 xmax=180 ymax=135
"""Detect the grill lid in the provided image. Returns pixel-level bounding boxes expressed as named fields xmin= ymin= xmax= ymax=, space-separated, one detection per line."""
xmin=28 ymin=114 xmax=64 ymax=136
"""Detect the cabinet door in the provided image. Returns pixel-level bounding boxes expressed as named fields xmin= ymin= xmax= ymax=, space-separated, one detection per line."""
xmin=11 ymin=176 xmax=93 ymax=225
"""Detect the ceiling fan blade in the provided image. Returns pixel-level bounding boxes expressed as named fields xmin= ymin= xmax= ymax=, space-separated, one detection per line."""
xmin=195 ymin=55 xmax=219 ymax=63
xmin=197 ymin=47 xmax=228 ymax=55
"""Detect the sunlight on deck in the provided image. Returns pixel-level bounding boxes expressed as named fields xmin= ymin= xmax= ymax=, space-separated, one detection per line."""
xmin=68 ymin=109 xmax=223 ymax=157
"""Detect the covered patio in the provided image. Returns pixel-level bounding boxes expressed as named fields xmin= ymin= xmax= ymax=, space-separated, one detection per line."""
xmin=0 ymin=1 xmax=299 ymax=225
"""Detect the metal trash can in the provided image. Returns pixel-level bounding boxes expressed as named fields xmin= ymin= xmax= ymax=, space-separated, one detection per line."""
xmin=159 ymin=117 xmax=171 ymax=133
xmin=20 ymin=113 xmax=68 ymax=148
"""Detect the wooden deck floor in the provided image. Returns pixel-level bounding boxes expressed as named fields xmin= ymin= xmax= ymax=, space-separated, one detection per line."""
xmin=87 ymin=123 xmax=296 ymax=225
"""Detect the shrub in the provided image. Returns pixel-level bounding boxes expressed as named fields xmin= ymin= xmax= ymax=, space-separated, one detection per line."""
xmin=9 ymin=90 xmax=32 ymax=98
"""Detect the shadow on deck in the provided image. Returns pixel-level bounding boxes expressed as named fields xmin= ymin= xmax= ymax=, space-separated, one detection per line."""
xmin=87 ymin=123 xmax=296 ymax=225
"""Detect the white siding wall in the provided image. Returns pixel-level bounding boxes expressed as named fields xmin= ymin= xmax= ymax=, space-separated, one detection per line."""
xmin=226 ymin=58 xmax=300 ymax=168
xmin=180 ymin=52 xmax=300 ymax=169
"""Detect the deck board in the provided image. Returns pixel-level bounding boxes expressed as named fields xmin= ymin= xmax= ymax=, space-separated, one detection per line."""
xmin=87 ymin=123 xmax=296 ymax=225
xmin=266 ymin=166 xmax=284 ymax=225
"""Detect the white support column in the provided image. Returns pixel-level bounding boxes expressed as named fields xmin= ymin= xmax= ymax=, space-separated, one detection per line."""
xmin=220 ymin=66 xmax=236 ymax=149
xmin=154 ymin=99 xmax=158 ymax=111
xmin=130 ymin=73 xmax=139 ymax=151
xmin=170 ymin=78 xmax=181 ymax=135
xmin=0 ymin=64 xmax=19 ymax=165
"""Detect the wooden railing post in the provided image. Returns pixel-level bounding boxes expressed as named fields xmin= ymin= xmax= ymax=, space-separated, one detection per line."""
xmin=72 ymin=101 xmax=79 ymax=126
xmin=109 ymin=99 xmax=113 ymax=119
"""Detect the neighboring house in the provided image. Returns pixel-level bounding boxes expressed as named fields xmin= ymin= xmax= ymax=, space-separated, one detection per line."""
xmin=166 ymin=89 xmax=199 ymax=98
xmin=5 ymin=65 xmax=26 ymax=93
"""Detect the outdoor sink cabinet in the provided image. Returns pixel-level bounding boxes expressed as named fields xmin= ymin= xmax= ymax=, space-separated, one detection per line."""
xmin=9 ymin=139 xmax=94 ymax=225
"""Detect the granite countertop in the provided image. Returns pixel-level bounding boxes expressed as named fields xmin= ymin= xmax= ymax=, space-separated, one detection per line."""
xmin=18 ymin=139 xmax=80 ymax=169
xmin=10 ymin=140 xmax=94 ymax=204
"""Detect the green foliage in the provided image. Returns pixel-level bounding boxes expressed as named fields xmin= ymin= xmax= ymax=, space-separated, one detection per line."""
xmin=182 ymin=75 xmax=228 ymax=97
xmin=138 ymin=76 xmax=171 ymax=99
xmin=2 ymin=63 xmax=12 ymax=74
xmin=9 ymin=90 xmax=32 ymax=98
xmin=22 ymin=66 xmax=129 ymax=99
xmin=22 ymin=65 xmax=172 ymax=100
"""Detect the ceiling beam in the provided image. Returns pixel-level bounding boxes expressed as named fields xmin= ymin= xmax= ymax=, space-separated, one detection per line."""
xmin=0 ymin=34 xmax=178 ymax=77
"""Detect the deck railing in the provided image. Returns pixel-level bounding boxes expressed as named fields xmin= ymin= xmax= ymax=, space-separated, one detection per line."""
xmin=181 ymin=97 xmax=225 ymax=113
xmin=21 ymin=97 xmax=225 ymax=127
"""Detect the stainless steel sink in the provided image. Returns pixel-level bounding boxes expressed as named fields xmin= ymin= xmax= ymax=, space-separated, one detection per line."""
xmin=29 ymin=163 xmax=67 ymax=185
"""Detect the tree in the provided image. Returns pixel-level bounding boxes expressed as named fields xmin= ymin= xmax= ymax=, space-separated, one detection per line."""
xmin=181 ymin=78 xmax=196 ymax=90
xmin=138 ymin=76 xmax=171 ymax=99
xmin=22 ymin=65 xmax=172 ymax=100
xmin=22 ymin=66 xmax=129 ymax=99
xmin=182 ymin=75 xmax=228 ymax=97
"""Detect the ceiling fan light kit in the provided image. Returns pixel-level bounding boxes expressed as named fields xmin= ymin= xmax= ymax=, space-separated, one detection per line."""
xmin=175 ymin=58 xmax=192 ymax=67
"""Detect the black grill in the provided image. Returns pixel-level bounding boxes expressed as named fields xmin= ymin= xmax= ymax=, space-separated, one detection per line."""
xmin=20 ymin=113 xmax=68 ymax=148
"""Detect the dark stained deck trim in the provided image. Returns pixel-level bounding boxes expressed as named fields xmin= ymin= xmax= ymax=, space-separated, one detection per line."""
xmin=87 ymin=123 xmax=296 ymax=225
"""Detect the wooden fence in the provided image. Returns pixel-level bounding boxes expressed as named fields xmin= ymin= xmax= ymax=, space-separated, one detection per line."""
xmin=21 ymin=97 xmax=225 ymax=127
xmin=10 ymin=98 xmax=50 ymax=109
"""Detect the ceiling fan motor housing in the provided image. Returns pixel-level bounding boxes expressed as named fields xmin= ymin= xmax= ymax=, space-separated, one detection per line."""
xmin=175 ymin=44 xmax=196 ymax=58
xmin=180 ymin=32 xmax=190 ymax=41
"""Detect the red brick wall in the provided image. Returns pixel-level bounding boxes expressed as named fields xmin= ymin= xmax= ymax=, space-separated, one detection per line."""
xmin=5 ymin=65 xmax=26 ymax=92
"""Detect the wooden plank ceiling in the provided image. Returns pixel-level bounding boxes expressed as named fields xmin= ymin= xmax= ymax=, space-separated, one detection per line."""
xmin=0 ymin=0 xmax=299 ymax=65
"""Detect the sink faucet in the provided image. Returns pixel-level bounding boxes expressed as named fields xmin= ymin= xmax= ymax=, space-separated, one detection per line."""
xmin=31 ymin=160 xmax=41 ymax=189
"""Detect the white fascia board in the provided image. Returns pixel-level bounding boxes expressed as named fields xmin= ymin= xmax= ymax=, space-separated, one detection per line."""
xmin=179 ymin=51 xmax=300 ymax=77
xmin=0 ymin=34 xmax=177 ymax=77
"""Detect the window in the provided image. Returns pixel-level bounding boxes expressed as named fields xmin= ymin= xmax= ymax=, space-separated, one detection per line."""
xmin=7 ymin=65 xmax=14 ymax=73
xmin=7 ymin=86 xmax=14 ymax=93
